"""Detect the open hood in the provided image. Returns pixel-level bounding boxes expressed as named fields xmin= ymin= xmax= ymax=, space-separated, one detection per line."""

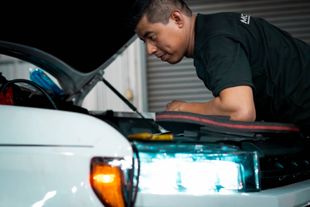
xmin=0 ymin=2 xmax=137 ymax=103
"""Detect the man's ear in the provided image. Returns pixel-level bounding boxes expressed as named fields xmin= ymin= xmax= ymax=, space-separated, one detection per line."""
xmin=170 ymin=10 xmax=184 ymax=28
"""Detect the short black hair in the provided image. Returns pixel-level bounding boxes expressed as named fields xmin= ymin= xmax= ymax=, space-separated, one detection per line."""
xmin=129 ymin=0 xmax=192 ymax=31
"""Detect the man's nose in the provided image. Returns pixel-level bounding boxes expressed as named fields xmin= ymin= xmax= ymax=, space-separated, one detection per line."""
xmin=146 ymin=42 xmax=157 ymax=55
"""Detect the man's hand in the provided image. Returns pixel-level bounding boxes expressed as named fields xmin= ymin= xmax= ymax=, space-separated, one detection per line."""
xmin=166 ymin=100 xmax=187 ymax=111
xmin=164 ymin=86 xmax=256 ymax=122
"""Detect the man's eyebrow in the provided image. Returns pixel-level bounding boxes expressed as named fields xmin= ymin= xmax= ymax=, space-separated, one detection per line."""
xmin=142 ymin=31 xmax=152 ymax=39
xmin=137 ymin=31 xmax=152 ymax=42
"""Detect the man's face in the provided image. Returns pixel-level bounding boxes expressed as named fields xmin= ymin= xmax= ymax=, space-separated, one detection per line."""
xmin=135 ymin=14 xmax=186 ymax=64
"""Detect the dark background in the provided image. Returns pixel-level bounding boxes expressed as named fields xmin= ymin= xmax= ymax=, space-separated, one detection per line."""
xmin=0 ymin=1 xmax=136 ymax=72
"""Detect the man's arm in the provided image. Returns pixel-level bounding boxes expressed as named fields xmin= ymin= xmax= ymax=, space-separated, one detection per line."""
xmin=166 ymin=85 xmax=256 ymax=121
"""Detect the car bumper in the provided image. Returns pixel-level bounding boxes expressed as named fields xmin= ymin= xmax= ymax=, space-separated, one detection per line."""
xmin=136 ymin=179 xmax=310 ymax=207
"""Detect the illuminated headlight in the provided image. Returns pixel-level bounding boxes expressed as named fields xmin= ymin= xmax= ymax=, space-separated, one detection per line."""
xmin=134 ymin=142 xmax=260 ymax=194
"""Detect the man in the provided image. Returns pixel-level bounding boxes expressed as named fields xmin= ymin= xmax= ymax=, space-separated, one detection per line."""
xmin=130 ymin=0 xmax=310 ymax=135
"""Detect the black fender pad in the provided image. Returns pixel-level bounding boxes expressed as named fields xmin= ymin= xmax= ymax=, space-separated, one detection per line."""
xmin=155 ymin=111 xmax=300 ymax=137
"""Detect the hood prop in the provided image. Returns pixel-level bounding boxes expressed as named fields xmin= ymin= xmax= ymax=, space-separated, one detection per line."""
xmin=101 ymin=77 xmax=167 ymax=133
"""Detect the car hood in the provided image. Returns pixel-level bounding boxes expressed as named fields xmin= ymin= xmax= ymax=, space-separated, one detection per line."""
xmin=0 ymin=2 xmax=136 ymax=104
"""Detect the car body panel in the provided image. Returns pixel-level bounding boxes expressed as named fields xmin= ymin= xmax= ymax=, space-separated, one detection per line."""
xmin=0 ymin=105 xmax=133 ymax=206
xmin=0 ymin=105 xmax=132 ymax=152
xmin=0 ymin=147 xmax=102 ymax=207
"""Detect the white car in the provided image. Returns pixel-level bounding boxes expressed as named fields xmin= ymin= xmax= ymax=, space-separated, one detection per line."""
xmin=1 ymin=3 xmax=310 ymax=207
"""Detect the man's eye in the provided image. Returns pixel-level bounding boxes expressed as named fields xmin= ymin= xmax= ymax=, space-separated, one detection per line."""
xmin=149 ymin=35 xmax=156 ymax=41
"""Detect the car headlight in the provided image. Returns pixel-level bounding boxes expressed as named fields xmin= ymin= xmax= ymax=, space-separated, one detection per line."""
xmin=134 ymin=142 xmax=260 ymax=194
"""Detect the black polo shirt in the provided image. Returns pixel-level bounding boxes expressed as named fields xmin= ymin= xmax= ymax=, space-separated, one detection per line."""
xmin=193 ymin=12 xmax=310 ymax=131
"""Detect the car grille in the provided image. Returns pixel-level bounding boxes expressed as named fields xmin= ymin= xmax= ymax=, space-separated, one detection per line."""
xmin=240 ymin=137 xmax=310 ymax=190
xmin=260 ymin=154 xmax=310 ymax=189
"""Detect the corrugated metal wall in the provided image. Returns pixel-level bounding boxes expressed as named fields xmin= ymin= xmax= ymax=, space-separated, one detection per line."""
xmin=146 ymin=0 xmax=310 ymax=112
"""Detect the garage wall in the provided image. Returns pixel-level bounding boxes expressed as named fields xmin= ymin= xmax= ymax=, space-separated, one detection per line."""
xmin=82 ymin=38 xmax=147 ymax=112
xmin=0 ymin=57 xmax=34 ymax=80
xmin=146 ymin=0 xmax=310 ymax=112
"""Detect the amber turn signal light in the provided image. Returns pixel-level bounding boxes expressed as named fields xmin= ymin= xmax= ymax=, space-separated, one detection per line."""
xmin=90 ymin=158 xmax=125 ymax=207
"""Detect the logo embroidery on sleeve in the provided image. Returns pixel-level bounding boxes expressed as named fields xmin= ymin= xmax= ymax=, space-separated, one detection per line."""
xmin=240 ymin=13 xmax=251 ymax=24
